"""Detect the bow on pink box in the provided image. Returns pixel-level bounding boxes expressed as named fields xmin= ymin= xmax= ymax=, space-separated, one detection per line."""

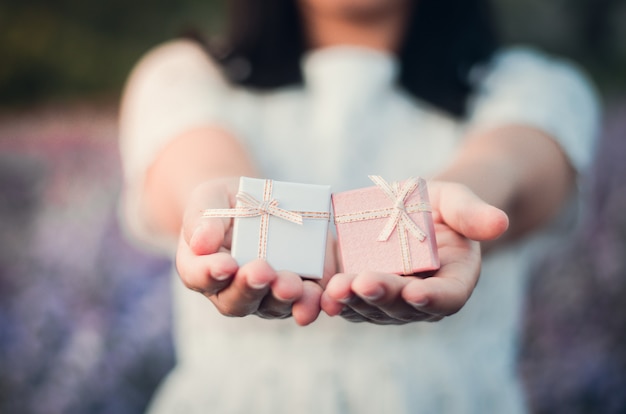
xmin=333 ymin=176 xmax=439 ymax=275
xmin=367 ymin=175 xmax=429 ymax=242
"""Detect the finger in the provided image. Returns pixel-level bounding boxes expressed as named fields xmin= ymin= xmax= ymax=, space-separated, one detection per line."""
xmin=339 ymin=305 xmax=400 ymax=325
xmin=346 ymin=304 xmax=392 ymax=323
xmin=401 ymin=251 xmax=480 ymax=317
xmin=320 ymin=291 xmax=345 ymax=317
xmin=183 ymin=177 xmax=239 ymax=255
xmin=187 ymin=218 xmax=230 ymax=256
xmin=292 ymin=281 xmax=323 ymax=326
xmin=323 ymin=272 xmax=399 ymax=323
xmin=432 ymin=182 xmax=509 ymax=241
xmin=339 ymin=307 xmax=370 ymax=323
xmin=255 ymin=271 xmax=303 ymax=319
xmin=321 ymin=273 xmax=356 ymax=316
xmin=176 ymin=236 xmax=238 ymax=294
xmin=211 ymin=259 xmax=277 ymax=317
xmin=351 ymin=273 xmax=431 ymax=322
xmin=271 ymin=271 xmax=304 ymax=302
xmin=319 ymin=232 xmax=338 ymax=289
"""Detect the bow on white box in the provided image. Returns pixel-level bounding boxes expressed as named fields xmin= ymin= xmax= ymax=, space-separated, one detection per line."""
xmin=202 ymin=178 xmax=330 ymax=264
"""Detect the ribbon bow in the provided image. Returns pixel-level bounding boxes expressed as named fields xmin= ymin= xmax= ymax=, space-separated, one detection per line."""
xmin=368 ymin=175 xmax=427 ymax=242
xmin=333 ymin=175 xmax=431 ymax=274
xmin=202 ymin=179 xmax=329 ymax=260
xmin=233 ymin=192 xmax=303 ymax=225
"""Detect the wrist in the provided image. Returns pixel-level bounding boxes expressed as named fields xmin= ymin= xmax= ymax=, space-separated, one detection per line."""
xmin=433 ymin=156 xmax=520 ymax=215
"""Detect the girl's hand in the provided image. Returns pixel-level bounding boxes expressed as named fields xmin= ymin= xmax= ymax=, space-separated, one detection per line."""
xmin=176 ymin=177 xmax=336 ymax=326
xmin=321 ymin=181 xmax=509 ymax=325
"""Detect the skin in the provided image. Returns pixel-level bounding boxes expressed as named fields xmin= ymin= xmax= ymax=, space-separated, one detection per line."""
xmin=122 ymin=0 xmax=575 ymax=326
xmin=299 ymin=0 xmax=412 ymax=51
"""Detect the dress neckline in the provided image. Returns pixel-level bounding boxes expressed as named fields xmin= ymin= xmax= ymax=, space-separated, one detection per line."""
xmin=301 ymin=45 xmax=399 ymax=94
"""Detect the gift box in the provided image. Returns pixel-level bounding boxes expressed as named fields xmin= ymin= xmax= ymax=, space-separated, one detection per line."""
xmin=203 ymin=177 xmax=331 ymax=279
xmin=332 ymin=176 xmax=439 ymax=275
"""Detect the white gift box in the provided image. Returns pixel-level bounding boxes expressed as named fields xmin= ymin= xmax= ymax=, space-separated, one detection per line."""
xmin=227 ymin=177 xmax=331 ymax=279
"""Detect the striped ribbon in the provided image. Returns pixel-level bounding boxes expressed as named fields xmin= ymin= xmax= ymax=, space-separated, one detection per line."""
xmin=334 ymin=175 xmax=431 ymax=274
xmin=202 ymin=179 xmax=330 ymax=260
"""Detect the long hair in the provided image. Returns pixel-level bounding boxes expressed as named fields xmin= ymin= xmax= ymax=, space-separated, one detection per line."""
xmin=205 ymin=0 xmax=498 ymax=117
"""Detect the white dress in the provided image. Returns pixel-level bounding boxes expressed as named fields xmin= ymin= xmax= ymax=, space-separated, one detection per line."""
xmin=119 ymin=40 xmax=599 ymax=413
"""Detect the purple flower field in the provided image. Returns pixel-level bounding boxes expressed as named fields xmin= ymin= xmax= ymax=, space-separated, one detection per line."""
xmin=0 ymin=97 xmax=625 ymax=413
xmin=521 ymin=97 xmax=626 ymax=414
xmin=0 ymin=104 xmax=173 ymax=414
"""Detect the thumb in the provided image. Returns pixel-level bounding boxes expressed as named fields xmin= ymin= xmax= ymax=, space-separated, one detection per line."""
xmin=432 ymin=182 xmax=509 ymax=241
xmin=186 ymin=218 xmax=229 ymax=256
xmin=182 ymin=177 xmax=239 ymax=255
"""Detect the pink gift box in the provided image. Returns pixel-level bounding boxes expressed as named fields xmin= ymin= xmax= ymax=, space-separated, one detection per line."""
xmin=332 ymin=176 xmax=439 ymax=275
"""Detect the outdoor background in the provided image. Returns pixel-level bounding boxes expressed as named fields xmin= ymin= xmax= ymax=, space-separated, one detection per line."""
xmin=1 ymin=0 xmax=625 ymax=413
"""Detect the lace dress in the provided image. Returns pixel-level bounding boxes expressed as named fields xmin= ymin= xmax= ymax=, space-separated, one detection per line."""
xmin=119 ymin=40 xmax=599 ymax=414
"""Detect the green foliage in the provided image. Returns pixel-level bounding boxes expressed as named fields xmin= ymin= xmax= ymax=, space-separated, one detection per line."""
xmin=0 ymin=0 xmax=623 ymax=106
xmin=491 ymin=0 xmax=626 ymax=96
xmin=0 ymin=0 xmax=224 ymax=106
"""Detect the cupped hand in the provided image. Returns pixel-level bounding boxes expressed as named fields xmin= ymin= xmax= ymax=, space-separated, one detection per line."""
xmin=176 ymin=177 xmax=335 ymax=326
xmin=321 ymin=181 xmax=509 ymax=325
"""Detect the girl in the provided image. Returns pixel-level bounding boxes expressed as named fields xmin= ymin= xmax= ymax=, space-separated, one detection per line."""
xmin=119 ymin=0 xmax=599 ymax=412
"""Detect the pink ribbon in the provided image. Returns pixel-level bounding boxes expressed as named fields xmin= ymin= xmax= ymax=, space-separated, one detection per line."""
xmin=334 ymin=176 xmax=431 ymax=274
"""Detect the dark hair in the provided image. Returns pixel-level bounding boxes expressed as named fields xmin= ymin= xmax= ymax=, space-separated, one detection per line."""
xmin=206 ymin=0 xmax=498 ymax=117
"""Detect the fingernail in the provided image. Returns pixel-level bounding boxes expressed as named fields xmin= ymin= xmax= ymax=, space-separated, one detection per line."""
xmin=338 ymin=295 xmax=353 ymax=305
xmin=248 ymin=280 xmax=269 ymax=290
xmin=273 ymin=295 xmax=293 ymax=304
xmin=189 ymin=223 xmax=207 ymax=247
xmin=361 ymin=287 xmax=384 ymax=302
xmin=410 ymin=299 xmax=429 ymax=308
xmin=327 ymin=305 xmax=346 ymax=317
xmin=212 ymin=273 xmax=231 ymax=281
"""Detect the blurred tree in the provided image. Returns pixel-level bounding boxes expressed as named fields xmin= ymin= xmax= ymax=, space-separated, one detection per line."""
xmin=0 ymin=0 xmax=623 ymax=106
xmin=491 ymin=0 xmax=625 ymax=94
xmin=578 ymin=0 xmax=626 ymax=93
xmin=0 ymin=0 xmax=224 ymax=106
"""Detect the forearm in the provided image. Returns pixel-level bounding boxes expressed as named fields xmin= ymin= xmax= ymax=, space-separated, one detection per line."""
xmin=435 ymin=125 xmax=575 ymax=242
xmin=142 ymin=126 xmax=256 ymax=237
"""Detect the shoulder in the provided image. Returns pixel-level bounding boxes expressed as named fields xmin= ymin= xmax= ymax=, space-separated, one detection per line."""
xmin=476 ymin=46 xmax=598 ymax=101
xmin=488 ymin=46 xmax=567 ymax=70
xmin=120 ymin=39 xmax=236 ymax=135
xmin=471 ymin=45 xmax=601 ymax=125
xmin=133 ymin=38 xmax=223 ymax=76
xmin=124 ymin=39 xmax=230 ymax=96
xmin=468 ymin=46 xmax=601 ymax=171
xmin=119 ymin=39 xmax=237 ymax=163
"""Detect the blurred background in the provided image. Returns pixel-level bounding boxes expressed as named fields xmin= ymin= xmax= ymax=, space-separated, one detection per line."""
xmin=0 ymin=0 xmax=625 ymax=413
